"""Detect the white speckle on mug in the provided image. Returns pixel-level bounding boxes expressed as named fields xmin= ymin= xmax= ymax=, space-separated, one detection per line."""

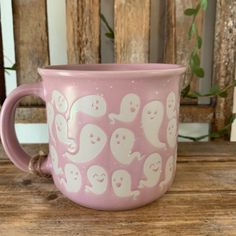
xmin=155 ymin=91 xmax=159 ymax=95
xmin=131 ymin=80 xmax=135 ymax=84
xmin=96 ymin=87 xmax=99 ymax=90
xmin=110 ymin=85 xmax=113 ymax=89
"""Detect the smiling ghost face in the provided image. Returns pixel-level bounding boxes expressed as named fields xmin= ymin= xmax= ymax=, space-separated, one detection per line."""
xmin=143 ymin=101 xmax=163 ymax=122
xmin=167 ymin=92 xmax=176 ymax=119
xmin=87 ymin=165 xmax=108 ymax=194
xmin=167 ymin=118 xmax=177 ymax=148
xmin=144 ymin=153 xmax=162 ymax=177
xmin=55 ymin=114 xmax=66 ymax=135
xmin=80 ymin=124 xmax=107 ymax=158
xmin=52 ymin=90 xmax=68 ymax=113
xmin=64 ymin=163 xmax=81 ymax=192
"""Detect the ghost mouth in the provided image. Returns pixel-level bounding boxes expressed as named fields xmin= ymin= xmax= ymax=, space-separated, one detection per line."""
xmin=152 ymin=167 xmax=160 ymax=172
xmin=116 ymin=182 xmax=122 ymax=188
xmin=150 ymin=116 xmax=156 ymax=120
xmin=130 ymin=107 xmax=136 ymax=113
xmin=96 ymin=178 xmax=104 ymax=183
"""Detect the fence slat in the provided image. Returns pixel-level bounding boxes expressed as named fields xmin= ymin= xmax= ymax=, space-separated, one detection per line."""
xmin=0 ymin=21 xmax=5 ymax=104
xmin=12 ymin=0 xmax=49 ymax=105
xmin=213 ymin=0 xmax=236 ymax=131
xmin=114 ymin=0 xmax=150 ymax=63
xmin=66 ymin=0 xmax=100 ymax=64
xmin=164 ymin=0 xmax=204 ymax=105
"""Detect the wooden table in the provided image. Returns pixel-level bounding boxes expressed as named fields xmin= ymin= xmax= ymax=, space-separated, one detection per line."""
xmin=0 ymin=142 xmax=236 ymax=236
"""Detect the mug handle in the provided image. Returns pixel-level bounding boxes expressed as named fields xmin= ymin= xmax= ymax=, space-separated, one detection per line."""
xmin=0 ymin=82 xmax=50 ymax=176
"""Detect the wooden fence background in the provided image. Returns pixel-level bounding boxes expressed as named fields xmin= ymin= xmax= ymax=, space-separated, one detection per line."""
xmin=1 ymin=0 xmax=236 ymax=139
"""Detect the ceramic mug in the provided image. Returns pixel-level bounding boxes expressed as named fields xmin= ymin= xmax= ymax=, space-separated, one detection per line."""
xmin=0 ymin=64 xmax=186 ymax=210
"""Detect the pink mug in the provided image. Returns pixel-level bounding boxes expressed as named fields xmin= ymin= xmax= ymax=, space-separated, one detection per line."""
xmin=0 ymin=64 xmax=185 ymax=210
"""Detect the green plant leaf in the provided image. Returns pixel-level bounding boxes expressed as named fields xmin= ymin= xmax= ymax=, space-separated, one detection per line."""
xmin=184 ymin=8 xmax=197 ymax=16
xmin=209 ymin=84 xmax=220 ymax=94
xmin=4 ymin=63 xmax=16 ymax=71
xmin=197 ymin=36 xmax=202 ymax=49
xmin=105 ymin=32 xmax=114 ymax=39
xmin=193 ymin=67 xmax=204 ymax=78
xmin=200 ymin=0 xmax=208 ymax=10
xmin=188 ymin=23 xmax=196 ymax=39
xmin=192 ymin=53 xmax=200 ymax=66
xmin=181 ymin=84 xmax=191 ymax=97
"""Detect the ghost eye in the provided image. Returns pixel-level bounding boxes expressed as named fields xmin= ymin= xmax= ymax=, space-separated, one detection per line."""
xmin=116 ymin=134 xmax=119 ymax=138
xmin=101 ymin=173 xmax=105 ymax=177
xmin=97 ymin=137 xmax=101 ymax=142
xmin=96 ymin=100 xmax=99 ymax=104
xmin=154 ymin=111 xmax=157 ymax=115
xmin=130 ymin=101 xmax=133 ymax=105
xmin=147 ymin=111 xmax=152 ymax=115
xmin=90 ymin=134 xmax=94 ymax=138
xmin=120 ymin=177 xmax=123 ymax=181
xmin=122 ymin=136 xmax=126 ymax=140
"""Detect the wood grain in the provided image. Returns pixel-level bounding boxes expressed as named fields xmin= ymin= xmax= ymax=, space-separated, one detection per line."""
xmin=114 ymin=0 xmax=150 ymax=63
xmin=0 ymin=148 xmax=236 ymax=235
xmin=213 ymin=0 xmax=236 ymax=131
xmin=66 ymin=0 xmax=100 ymax=63
xmin=12 ymin=0 xmax=49 ymax=105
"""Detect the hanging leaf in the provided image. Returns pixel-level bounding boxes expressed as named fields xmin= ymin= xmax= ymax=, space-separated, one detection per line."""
xmin=197 ymin=36 xmax=202 ymax=49
xmin=184 ymin=8 xmax=197 ymax=16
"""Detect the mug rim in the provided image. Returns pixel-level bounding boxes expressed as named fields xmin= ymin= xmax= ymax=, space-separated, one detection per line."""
xmin=38 ymin=63 xmax=186 ymax=77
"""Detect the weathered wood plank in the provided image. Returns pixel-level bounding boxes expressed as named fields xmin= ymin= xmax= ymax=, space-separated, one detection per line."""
xmin=66 ymin=0 xmax=100 ymax=63
xmin=0 ymin=159 xmax=236 ymax=235
xmin=163 ymin=0 xmax=176 ymax=64
xmin=0 ymin=21 xmax=5 ymax=104
xmin=179 ymin=104 xmax=214 ymax=122
xmin=164 ymin=0 xmax=204 ymax=105
xmin=213 ymin=0 xmax=236 ymax=131
xmin=114 ymin=0 xmax=150 ymax=63
xmin=12 ymin=0 xmax=49 ymax=105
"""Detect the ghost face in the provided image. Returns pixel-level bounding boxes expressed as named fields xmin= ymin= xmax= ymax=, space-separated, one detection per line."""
xmin=65 ymin=164 xmax=81 ymax=183
xmin=110 ymin=128 xmax=134 ymax=151
xmin=143 ymin=101 xmax=163 ymax=121
xmin=112 ymin=170 xmax=129 ymax=190
xmin=144 ymin=153 xmax=162 ymax=177
xmin=50 ymin=145 xmax=58 ymax=167
xmin=167 ymin=118 xmax=177 ymax=148
xmin=87 ymin=165 xmax=108 ymax=194
xmin=52 ymin=90 xmax=68 ymax=113
xmin=122 ymin=94 xmax=140 ymax=115
xmin=167 ymin=92 xmax=176 ymax=119
xmin=89 ymin=96 xmax=106 ymax=116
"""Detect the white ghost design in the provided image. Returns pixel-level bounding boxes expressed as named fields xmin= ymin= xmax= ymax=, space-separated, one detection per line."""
xmin=64 ymin=124 xmax=107 ymax=163
xmin=68 ymin=95 xmax=107 ymax=124
xmin=110 ymin=128 xmax=144 ymax=165
xmin=166 ymin=92 xmax=177 ymax=119
xmin=47 ymin=102 xmax=56 ymax=143
xmin=109 ymin=93 xmax=140 ymax=124
xmin=138 ymin=153 xmax=162 ymax=188
xmin=85 ymin=165 xmax=108 ymax=194
xmin=52 ymin=90 xmax=68 ymax=113
xmin=112 ymin=170 xmax=140 ymax=200
xmin=167 ymin=118 xmax=177 ymax=148
xmin=60 ymin=163 xmax=81 ymax=193
xmin=55 ymin=114 xmax=77 ymax=153
xmin=160 ymin=155 xmax=175 ymax=190
xmin=141 ymin=100 xmax=166 ymax=149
